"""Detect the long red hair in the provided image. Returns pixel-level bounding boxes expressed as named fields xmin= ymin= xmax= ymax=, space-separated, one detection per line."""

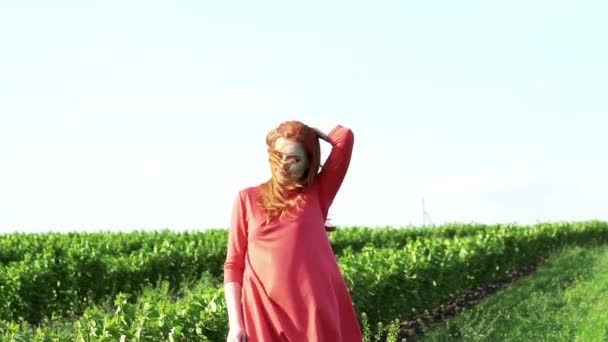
xmin=257 ymin=120 xmax=336 ymax=232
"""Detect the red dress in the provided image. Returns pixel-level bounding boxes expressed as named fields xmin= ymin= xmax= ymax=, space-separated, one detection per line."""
xmin=223 ymin=125 xmax=363 ymax=341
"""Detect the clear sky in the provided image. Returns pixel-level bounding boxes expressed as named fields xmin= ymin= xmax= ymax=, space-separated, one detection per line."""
xmin=1 ymin=1 xmax=606 ymax=234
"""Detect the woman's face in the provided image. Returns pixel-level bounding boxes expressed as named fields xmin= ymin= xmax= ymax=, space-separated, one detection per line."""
xmin=272 ymin=137 xmax=309 ymax=185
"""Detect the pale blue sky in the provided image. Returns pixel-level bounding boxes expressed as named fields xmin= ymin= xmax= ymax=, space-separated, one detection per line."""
xmin=1 ymin=1 xmax=606 ymax=233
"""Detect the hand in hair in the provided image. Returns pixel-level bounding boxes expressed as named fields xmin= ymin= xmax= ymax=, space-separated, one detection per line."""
xmin=310 ymin=126 xmax=331 ymax=142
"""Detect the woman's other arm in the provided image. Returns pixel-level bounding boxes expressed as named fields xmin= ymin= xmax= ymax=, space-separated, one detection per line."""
xmin=223 ymin=191 xmax=248 ymax=330
xmin=224 ymin=282 xmax=245 ymax=332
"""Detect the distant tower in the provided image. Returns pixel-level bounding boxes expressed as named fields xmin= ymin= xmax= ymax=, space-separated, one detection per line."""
xmin=422 ymin=198 xmax=433 ymax=227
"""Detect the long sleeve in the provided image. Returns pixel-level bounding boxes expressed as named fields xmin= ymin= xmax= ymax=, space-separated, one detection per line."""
xmin=316 ymin=125 xmax=355 ymax=220
xmin=223 ymin=191 xmax=248 ymax=286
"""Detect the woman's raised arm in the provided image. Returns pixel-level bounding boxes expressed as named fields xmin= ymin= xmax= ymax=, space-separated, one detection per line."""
xmin=310 ymin=125 xmax=355 ymax=220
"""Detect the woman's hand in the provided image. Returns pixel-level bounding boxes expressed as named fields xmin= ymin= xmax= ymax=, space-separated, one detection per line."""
xmin=310 ymin=125 xmax=330 ymax=142
xmin=227 ymin=325 xmax=247 ymax=342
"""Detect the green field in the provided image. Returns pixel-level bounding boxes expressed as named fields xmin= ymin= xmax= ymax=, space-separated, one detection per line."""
xmin=0 ymin=221 xmax=606 ymax=341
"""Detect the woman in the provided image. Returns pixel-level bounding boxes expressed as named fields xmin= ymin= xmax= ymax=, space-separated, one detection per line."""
xmin=223 ymin=120 xmax=363 ymax=342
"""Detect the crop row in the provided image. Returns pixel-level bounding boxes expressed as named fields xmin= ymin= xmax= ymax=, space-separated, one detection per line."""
xmin=0 ymin=222 xmax=513 ymax=266
xmin=0 ymin=225 xmax=509 ymax=324
xmin=0 ymin=222 xmax=519 ymax=325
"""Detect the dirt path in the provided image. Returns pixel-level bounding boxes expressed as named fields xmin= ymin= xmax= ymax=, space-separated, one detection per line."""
xmin=379 ymin=260 xmax=544 ymax=341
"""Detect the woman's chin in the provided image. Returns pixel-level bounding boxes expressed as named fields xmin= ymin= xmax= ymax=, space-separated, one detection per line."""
xmin=274 ymin=174 xmax=288 ymax=183
xmin=276 ymin=174 xmax=299 ymax=186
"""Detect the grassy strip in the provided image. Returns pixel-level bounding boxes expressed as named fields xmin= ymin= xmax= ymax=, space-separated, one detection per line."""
xmin=414 ymin=244 xmax=608 ymax=341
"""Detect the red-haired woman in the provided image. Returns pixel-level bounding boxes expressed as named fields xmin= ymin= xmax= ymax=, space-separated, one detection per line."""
xmin=223 ymin=121 xmax=362 ymax=341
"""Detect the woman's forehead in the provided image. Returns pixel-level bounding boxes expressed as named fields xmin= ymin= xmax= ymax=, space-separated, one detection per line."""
xmin=274 ymin=137 xmax=305 ymax=155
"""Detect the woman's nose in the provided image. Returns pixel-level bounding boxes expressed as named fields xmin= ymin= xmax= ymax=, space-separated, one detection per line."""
xmin=280 ymin=158 xmax=291 ymax=169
